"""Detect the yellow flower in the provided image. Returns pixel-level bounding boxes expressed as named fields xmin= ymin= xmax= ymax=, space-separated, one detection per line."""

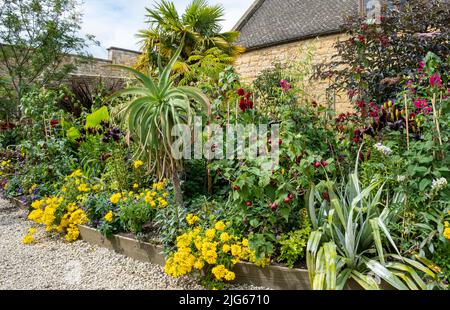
xmin=4 ymin=183 xmax=8 ymax=190
xmin=133 ymin=160 xmax=144 ymax=169
xmin=31 ymin=200 xmax=43 ymax=210
xmin=220 ymin=232 xmax=230 ymax=242
xmin=224 ymin=271 xmax=236 ymax=281
xmin=215 ymin=221 xmax=226 ymax=231
xmin=65 ymin=225 xmax=80 ymax=242
xmin=133 ymin=183 xmax=139 ymax=189
xmin=28 ymin=209 xmax=44 ymax=222
xmin=28 ymin=228 xmax=37 ymax=234
xmin=69 ymin=169 xmax=83 ymax=178
xmin=211 ymin=265 xmax=228 ymax=280
xmin=22 ymin=234 xmax=35 ymax=245
xmin=222 ymin=244 xmax=231 ymax=253
xmin=186 ymin=214 xmax=199 ymax=226
xmin=205 ymin=228 xmax=216 ymax=240
xmin=242 ymin=238 xmax=249 ymax=247
xmin=77 ymin=183 xmax=89 ymax=193
xmin=29 ymin=184 xmax=37 ymax=194
xmin=444 ymin=227 xmax=450 ymax=240
xmin=231 ymin=244 xmax=242 ymax=257
xmin=194 ymin=259 xmax=205 ymax=270
xmin=104 ymin=211 xmax=114 ymax=222
xmin=110 ymin=193 xmax=122 ymax=204
xmin=445 ymin=221 xmax=449 ymax=228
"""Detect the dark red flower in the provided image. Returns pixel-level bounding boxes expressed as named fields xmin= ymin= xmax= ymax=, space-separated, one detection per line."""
xmin=321 ymin=161 xmax=329 ymax=167
xmin=271 ymin=202 xmax=278 ymax=211
xmin=246 ymin=201 xmax=253 ymax=207
xmin=50 ymin=119 xmax=59 ymax=127
xmin=418 ymin=61 xmax=425 ymax=73
xmin=361 ymin=23 xmax=369 ymax=31
xmin=313 ymin=161 xmax=321 ymax=168
xmin=353 ymin=136 xmax=361 ymax=143
xmin=358 ymin=35 xmax=366 ymax=44
xmin=280 ymin=80 xmax=292 ymax=93
xmin=245 ymin=92 xmax=253 ymax=99
xmin=322 ymin=192 xmax=330 ymax=202
xmin=237 ymin=88 xmax=245 ymax=96
xmin=356 ymin=100 xmax=365 ymax=108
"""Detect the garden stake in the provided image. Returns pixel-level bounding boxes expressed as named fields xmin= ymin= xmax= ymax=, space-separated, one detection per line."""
xmin=227 ymin=99 xmax=230 ymax=125
xmin=235 ymin=98 xmax=238 ymax=126
xmin=404 ymin=95 xmax=410 ymax=150
xmin=207 ymin=103 xmax=212 ymax=194
xmin=431 ymin=93 xmax=443 ymax=148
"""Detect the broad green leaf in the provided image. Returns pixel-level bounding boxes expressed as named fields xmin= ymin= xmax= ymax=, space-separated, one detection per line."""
xmin=366 ymin=260 xmax=409 ymax=290
xmin=85 ymin=106 xmax=109 ymax=129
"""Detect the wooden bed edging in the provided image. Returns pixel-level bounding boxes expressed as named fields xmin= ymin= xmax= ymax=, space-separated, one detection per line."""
xmin=3 ymin=196 xmax=373 ymax=290
xmin=78 ymin=225 xmax=364 ymax=290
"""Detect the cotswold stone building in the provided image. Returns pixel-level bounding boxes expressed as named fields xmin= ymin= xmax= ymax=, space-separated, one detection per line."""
xmin=234 ymin=0 xmax=371 ymax=112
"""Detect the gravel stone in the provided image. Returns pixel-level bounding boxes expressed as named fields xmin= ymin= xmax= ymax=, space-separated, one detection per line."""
xmin=0 ymin=197 xmax=268 ymax=290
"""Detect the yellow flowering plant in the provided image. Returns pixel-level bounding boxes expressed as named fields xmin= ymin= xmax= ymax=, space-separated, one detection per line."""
xmin=82 ymin=179 xmax=170 ymax=237
xmin=164 ymin=217 xmax=268 ymax=289
xmin=25 ymin=169 xmax=90 ymax=242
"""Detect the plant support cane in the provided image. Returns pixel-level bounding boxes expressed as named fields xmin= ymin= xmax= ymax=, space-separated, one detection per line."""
xmin=404 ymin=95 xmax=410 ymax=150
xmin=431 ymin=93 xmax=443 ymax=159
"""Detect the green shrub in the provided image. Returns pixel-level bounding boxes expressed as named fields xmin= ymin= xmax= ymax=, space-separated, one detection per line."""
xmin=278 ymin=210 xmax=311 ymax=268
xmin=119 ymin=200 xmax=157 ymax=235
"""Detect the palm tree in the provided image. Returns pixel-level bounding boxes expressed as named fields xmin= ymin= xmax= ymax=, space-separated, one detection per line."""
xmin=136 ymin=0 xmax=244 ymax=74
xmin=111 ymin=45 xmax=210 ymax=206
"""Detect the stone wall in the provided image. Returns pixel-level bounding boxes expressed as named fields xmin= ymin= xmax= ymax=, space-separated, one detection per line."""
xmin=235 ymin=34 xmax=352 ymax=113
xmin=68 ymin=47 xmax=141 ymax=79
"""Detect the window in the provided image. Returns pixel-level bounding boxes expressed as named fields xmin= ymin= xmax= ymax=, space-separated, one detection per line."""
xmin=359 ymin=0 xmax=403 ymax=23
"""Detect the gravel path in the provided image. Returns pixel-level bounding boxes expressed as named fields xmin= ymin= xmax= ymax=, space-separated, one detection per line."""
xmin=0 ymin=197 xmax=267 ymax=290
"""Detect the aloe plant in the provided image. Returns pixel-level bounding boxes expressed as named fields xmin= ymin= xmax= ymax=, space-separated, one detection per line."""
xmin=306 ymin=173 xmax=442 ymax=290
xmin=111 ymin=44 xmax=210 ymax=206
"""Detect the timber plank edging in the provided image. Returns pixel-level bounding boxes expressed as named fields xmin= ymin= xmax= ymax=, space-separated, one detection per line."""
xmin=4 ymin=195 xmax=364 ymax=290
xmin=78 ymin=224 xmax=315 ymax=290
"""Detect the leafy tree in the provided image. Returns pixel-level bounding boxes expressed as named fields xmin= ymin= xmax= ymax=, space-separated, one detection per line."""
xmin=136 ymin=0 xmax=244 ymax=75
xmin=0 ymin=0 xmax=97 ymax=106
xmin=112 ymin=45 xmax=210 ymax=207
xmin=316 ymin=0 xmax=450 ymax=108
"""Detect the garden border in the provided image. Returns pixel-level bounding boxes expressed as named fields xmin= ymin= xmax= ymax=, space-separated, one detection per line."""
xmin=5 ymin=196 xmax=367 ymax=290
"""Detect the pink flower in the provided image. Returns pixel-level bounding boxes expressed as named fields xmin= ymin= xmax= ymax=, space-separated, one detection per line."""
xmin=418 ymin=61 xmax=425 ymax=73
xmin=414 ymin=98 xmax=427 ymax=109
xmin=429 ymin=73 xmax=443 ymax=88
xmin=279 ymin=80 xmax=292 ymax=93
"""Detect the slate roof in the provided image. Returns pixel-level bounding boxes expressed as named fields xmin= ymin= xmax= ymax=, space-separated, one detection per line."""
xmin=234 ymin=0 xmax=359 ymax=50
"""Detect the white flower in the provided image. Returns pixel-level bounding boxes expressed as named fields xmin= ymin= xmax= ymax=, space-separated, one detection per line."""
xmin=431 ymin=178 xmax=448 ymax=191
xmin=397 ymin=175 xmax=406 ymax=183
xmin=374 ymin=143 xmax=393 ymax=156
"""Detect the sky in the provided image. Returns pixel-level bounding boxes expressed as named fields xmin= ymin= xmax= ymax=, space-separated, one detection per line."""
xmin=81 ymin=0 xmax=255 ymax=58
